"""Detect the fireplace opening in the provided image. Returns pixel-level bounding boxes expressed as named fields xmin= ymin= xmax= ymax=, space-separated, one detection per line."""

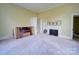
xmin=20 ymin=27 xmax=32 ymax=34
xmin=16 ymin=27 xmax=32 ymax=39
xmin=49 ymin=29 xmax=58 ymax=36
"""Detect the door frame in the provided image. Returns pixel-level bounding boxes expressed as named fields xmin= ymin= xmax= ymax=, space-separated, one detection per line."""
xmin=71 ymin=13 xmax=79 ymax=39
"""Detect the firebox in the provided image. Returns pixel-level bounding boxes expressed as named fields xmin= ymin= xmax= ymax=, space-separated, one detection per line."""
xmin=49 ymin=29 xmax=58 ymax=36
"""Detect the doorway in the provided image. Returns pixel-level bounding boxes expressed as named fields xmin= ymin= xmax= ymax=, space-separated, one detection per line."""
xmin=73 ymin=16 xmax=79 ymax=40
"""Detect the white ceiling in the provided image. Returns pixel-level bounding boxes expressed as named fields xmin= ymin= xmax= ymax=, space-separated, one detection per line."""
xmin=15 ymin=3 xmax=63 ymax=13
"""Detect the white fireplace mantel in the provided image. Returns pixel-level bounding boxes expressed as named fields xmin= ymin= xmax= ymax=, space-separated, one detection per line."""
xmin=42 ymin=25 xmax=61 ymax=37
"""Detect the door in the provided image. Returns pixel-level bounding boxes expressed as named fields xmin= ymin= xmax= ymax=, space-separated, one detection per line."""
xmin=73 ymin=16 xmax=79 ymax=39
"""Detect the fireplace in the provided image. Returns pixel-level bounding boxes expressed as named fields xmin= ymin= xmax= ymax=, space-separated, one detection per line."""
xmin=49 ymin=29 xmax=58 ymax=36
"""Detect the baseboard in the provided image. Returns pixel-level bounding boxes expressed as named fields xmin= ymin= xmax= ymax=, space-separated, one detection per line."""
xmin=0 ymin=36 xmax=13 ymax=40
xmin=59 ymin=35 xmax=72 ymax=39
